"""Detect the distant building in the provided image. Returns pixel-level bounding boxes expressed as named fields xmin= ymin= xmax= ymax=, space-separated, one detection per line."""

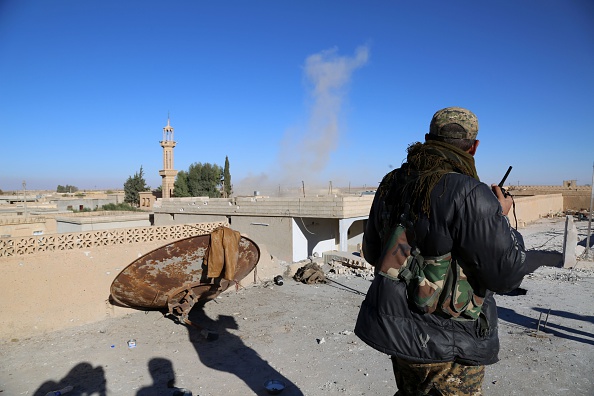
xmin=139 ymin=190 xmax=161 ymax=210
xmin=54 ymin=211 xmax=151 ymax=233
xmin=49 ymin=194 xmax=124 ymax=212
xmin=153 ymin=195 xmax=372 ymax=262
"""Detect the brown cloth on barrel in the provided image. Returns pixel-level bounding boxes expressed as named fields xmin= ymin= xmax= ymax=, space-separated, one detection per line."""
xmin=207 ymin=227 xmax=241 ymax=280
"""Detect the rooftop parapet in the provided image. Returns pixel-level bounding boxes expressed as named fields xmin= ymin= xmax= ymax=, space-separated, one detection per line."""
xmin=154 ymin=195 xmax=375 ymax=219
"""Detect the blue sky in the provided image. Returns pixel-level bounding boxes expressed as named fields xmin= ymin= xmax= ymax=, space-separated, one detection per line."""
xmin=1 ymin=1 xmax=593 ymax=195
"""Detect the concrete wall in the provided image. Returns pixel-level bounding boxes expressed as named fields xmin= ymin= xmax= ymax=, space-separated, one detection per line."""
xmin=153 ymin=196 xmax=374 ymax=262
xmin=292 ymin=217 xmax=338 ymax=261
xmin=0 ymin=195 xmax=37 ymax=204
xmin=154 ymin=212 xmax=228 ymax=226
xmin=51 ymin=197 xmax=121 ymax=211
xmin=57 ymin=218 xmax=151 ymax=233
xmin=231 ymin=216 xmax=294 ymax=262
xmin=154 ymin=211 xmax=350 ymax=263
xmin=154 ymin=195 xmax=375 ymax=219
xmin=347 ymin=219 xmax=366 ymax=252
xmin=0 ymin=240 xmax=168 ymax=340
xmin=155 ymin=210 xmax=356 ymax=262
xmin=0 ymin=216 xmax=57 ymax=237
xmin=0 ymin=238 xmax=284 ymax=340
xmin=507 ymin=186 xmax=591 ymax=211
xmin=510 ymin=194 xmax=564 ymax=227
xmin=55 ymin=213 xmax=151 ymax=233
xmin=563 ymin=194 xmax=591 ymax=211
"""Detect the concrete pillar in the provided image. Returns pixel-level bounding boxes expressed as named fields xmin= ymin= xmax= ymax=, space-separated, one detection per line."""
xmin=563 ymin=215 xmax=577 ymax=268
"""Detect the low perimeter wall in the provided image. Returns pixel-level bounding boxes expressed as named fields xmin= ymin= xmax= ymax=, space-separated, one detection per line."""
xmin=0 ymin=222 xmax=228 ymax=340
xmin=0 ymin=222 xmax=226 ymax=257
xmin=510 ymin=194 xmax=564 ymax=227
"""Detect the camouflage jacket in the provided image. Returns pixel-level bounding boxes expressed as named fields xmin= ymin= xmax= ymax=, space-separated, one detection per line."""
xmin=355 ymin=171 xmax=527 ymax=365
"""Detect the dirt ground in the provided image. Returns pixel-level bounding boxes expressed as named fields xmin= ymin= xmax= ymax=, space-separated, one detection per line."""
xmin=1 ymin=217 xmax=593 ymax=396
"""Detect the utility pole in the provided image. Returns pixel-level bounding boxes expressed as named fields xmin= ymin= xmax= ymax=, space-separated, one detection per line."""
xmin=585 ymin=162 xmax=594 ymax=259
xmin=22 ymin=180 xmax=27 ymax=218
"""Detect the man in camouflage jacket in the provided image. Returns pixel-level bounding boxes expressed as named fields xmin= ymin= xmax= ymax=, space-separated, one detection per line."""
xmin=355 ymin=107 xmax=528 ymax=396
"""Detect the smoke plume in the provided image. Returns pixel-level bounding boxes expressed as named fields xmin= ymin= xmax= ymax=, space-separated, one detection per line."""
xmin=235 ymin=46 xmax=369 ymax=196
xmin=280 ymin=46 xmax=369 ymax=183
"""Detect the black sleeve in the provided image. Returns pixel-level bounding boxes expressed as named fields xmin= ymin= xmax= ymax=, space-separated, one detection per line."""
xmin=453 ymin=182 xmax=527 ymax=293
xmin=362 ymin=190 xmax=383 ymax=266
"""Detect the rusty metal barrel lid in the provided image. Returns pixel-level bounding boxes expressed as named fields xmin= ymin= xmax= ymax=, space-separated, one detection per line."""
xmin=110 ymin=232 xmax=260 ymax=310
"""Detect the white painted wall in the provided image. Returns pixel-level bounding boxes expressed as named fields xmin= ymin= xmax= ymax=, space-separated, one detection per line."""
xmin=292 ymin=217 xmax=337 ymax=261
xmin=347 ymin=219 xmax=366 ymax=252
xmin=292 ymin=219 xmax=308 ymax=262
xmin=56 ymin=219 xmax=151 ymax=233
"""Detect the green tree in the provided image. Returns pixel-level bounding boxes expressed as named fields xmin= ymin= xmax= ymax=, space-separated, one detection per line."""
xmin=57 ymin=184 xmax=79 ymax=193
xmin=223 ymin=155 xmax=232 ymax=197
xmin=173 ymin=170 xmax=191 ymax=197
xmin=186 ymin=162 xmax=222 ymax=198
xmin=102 ymin=202 xmax=140 ymax=211
xmin=124 ymin=166 xmax=150 ymax=207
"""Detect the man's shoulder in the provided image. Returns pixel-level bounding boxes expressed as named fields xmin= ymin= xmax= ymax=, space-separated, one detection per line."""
xmin=441 ymin=172 xmax=487 ymax=191
xmin=435 ymin=173 xmax=497 ymax=208
xmin=377 ymin=167 xmax=405 ymax=197
xmin=438 ymin=173 xmax=500 ymax=217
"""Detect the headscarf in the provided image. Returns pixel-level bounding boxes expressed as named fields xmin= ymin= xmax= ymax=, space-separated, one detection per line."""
xmin=379 ymin=140 xmax=479 ymax=223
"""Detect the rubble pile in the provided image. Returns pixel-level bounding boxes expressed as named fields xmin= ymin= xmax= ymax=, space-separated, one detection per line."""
xmin=323 ymin=252 xmax=374 ymax=280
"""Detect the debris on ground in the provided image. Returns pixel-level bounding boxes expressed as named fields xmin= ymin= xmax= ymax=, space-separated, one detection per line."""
xmin=293 ymin=262 xmax=326 ymax=284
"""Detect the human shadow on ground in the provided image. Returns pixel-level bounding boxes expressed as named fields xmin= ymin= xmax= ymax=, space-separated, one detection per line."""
xmin=498 ymin=307 xmax=594 ymax=346
xmin=136 ymin=357 xmax=190 ymax=396
xmin=578 ymin=234 xmax=594 ymax=248
xmin=533 ymin=307 xmax=594 ymax=325
xmin=33 ymin=362 xmax=106 ymax=396
xmin=524 ymin=249 xmax=562 ymax=273
xmin=183 ymin=302 xmax=304 ymax=396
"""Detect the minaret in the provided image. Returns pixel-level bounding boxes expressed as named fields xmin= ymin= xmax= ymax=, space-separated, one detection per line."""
xmin=159 ymin=116 xmax=178 ymax=199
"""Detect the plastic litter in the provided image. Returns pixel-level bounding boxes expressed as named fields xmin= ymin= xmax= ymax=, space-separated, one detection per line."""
xmin=264 ymin=379 xmax=286 ymax=394
xmin=172 ymin=388 xmax=192 ymax=396
xmin=45 ymin=385 xmax=73 ymax=396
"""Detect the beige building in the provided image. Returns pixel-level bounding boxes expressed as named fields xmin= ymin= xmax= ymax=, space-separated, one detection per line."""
xmin=153 ymin=195 xmax=373 ymax=263
xmin=139 ymin=190 xmax=161 ymax=210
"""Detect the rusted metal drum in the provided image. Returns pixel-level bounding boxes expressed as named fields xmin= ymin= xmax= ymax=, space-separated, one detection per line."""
xmin=110 ymin=232 xmax=260 ymax=313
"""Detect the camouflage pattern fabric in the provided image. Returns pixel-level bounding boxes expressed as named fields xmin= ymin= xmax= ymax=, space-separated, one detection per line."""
xmin=378 ymin=221 xmax=483 ymax=319
xmin=392 ymin=357 xmax=484 ymax=396
xmin=378 ymin=224 xmax=413 ymax=280
xmin=429 ymin=107 xmax=479 ymax=140
xmin=411 ymin=254 xmax=451 ymax=314
xmin=438 ymin=262 xmax=484 ymax=320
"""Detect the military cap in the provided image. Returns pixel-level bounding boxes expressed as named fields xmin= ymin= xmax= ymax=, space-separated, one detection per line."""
xmin=429 ymin=107 xmax=479 ymax=140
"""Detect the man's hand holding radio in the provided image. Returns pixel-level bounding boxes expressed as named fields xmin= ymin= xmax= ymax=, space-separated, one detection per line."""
xmin=492 ymin=184 xmax=513 ymax=216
